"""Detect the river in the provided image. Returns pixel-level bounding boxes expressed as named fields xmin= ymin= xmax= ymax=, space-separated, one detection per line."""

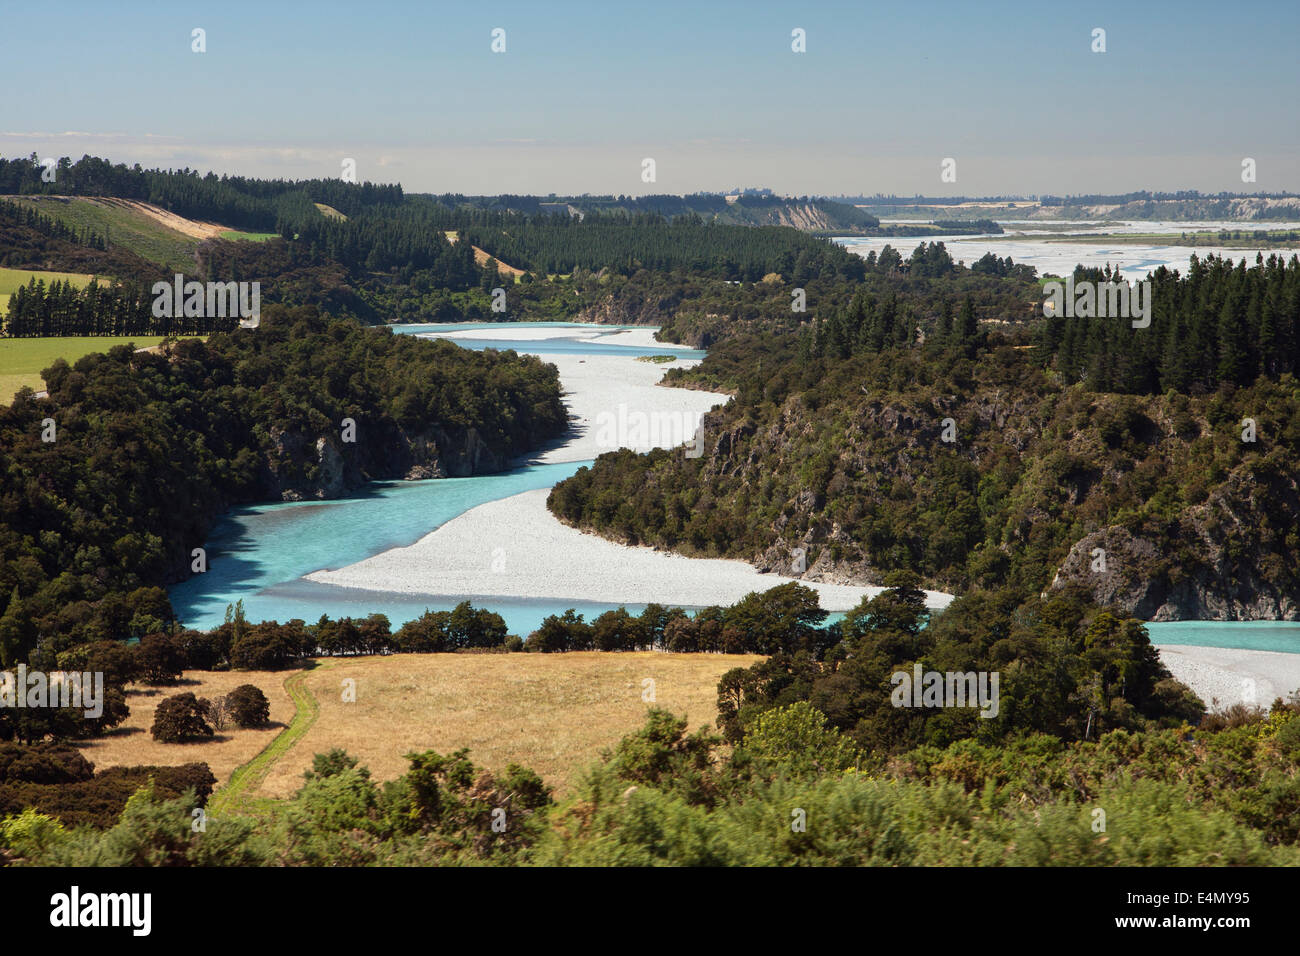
xmin=835 ymin=219 xmax=1300 ymax=283
xmin=168 ymin=321 xmax=1298 ymax=655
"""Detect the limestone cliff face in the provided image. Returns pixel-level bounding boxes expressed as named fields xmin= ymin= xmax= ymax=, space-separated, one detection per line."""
xmin=1026 ymin=196 xmax=1300 ymax=221
xmin=1049 ymin=472 xmax=1300 ymax=621
xmin=572 ymin=295 xmax=666 ymax=330
xmin=266 ymin=422 xmax=508 ymax=502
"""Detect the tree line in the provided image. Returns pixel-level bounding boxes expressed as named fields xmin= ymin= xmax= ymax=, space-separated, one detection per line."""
xmin=2 ymin=277 xmax=238 ymax=337
xmin=0 ymin=154 xmax=403 ymax=232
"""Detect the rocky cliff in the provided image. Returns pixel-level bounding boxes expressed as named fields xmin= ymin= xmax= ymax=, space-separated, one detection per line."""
xmin=266 ymin=422 xmax=510 ymax=502
xmin=550 ymin=350 xmax=1300 ymax=622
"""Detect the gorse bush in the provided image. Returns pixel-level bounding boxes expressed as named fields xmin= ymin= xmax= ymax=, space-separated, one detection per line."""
xmin=11 ymin=698 xmax=1300 ymax=866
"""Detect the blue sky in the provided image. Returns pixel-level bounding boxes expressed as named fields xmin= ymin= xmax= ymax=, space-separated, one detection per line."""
xmin=2 ymin=0 xmax=1297 ymax=195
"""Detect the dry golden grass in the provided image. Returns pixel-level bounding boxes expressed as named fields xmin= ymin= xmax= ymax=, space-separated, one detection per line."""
xmin=441 ymin=229 xmax=526 ymax=277
xmin=471 ymin=245 xmax=527 ymax=277
xmin=74 ymin=669 xmax=300 ymax=784
xmin=258 ymin=652 xmax=760 ymax=798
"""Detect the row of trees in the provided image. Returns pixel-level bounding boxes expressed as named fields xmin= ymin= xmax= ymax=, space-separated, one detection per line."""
xmin=1 ymin=277 xmax=239 ymax=337
xmin=526 ymin=584 xmax=830 ymax=655
xmin=41 ymin=584 xmax=850 ymax=684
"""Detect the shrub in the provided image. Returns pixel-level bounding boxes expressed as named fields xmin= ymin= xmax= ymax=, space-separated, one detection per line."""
xmin=0 ymin=762 xmax=216 ymax=829
xmin=304 ymin=748 xmax=363 ymax=782
xmin=0 ymin=742 xmax=95 ymax=785
xmin=150 ymin=693 xmax=214 ymax=743
xmin=136 ymin=632 xmax=186 ymax=685
xmin=36 ymin=783 xmax=267 ymax=866
xmin=224 ymin=684 xmax=271 ymax=728
xmin=739 ymin=701 xmax=864 ymax=778
xmin=0 ymin=808 xmax=69 ymax=862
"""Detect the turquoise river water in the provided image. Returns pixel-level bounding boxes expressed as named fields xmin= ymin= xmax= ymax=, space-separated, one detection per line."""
xmin=168 ymin=322 xmax=1298 ymax=651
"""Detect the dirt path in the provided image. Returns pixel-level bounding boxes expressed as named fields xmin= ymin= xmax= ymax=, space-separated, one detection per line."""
xmin=206 ymin=664 xmax=335 ymax=819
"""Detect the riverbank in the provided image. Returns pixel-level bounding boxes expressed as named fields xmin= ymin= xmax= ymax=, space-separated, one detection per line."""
xmin=306 ymin=486 xmax=952 ymax=611
xmin=306 ymin=325 xmax=954 ymax=615
xmin=1158 ymin=644 xmax=1300 ymax=711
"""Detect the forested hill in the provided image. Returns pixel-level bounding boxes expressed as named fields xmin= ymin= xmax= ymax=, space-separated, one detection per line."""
xmin=0 ymin=305 xmax=566 ymax=661
xmin=0 ymin=154 xmax=403 ymax=232
xmin=479 ymin=194 xmax=882 ymax=232
xmin=2 ymin=154 xmax=876 ymax=330
xmin=549 ymin=253 xmax=1300 ymax=622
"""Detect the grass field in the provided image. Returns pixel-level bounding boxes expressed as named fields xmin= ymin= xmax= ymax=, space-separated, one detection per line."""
xmin=315 ymin=202 xmax=346 ymax=220
xmin=5 ymin=196 xmax=199 ymax=270
xmin=74 ymin=669 xmax=301 ymax=787
xmin=220 ymin=230 xmax=278 ymax=242
xmin=0 ymin=334 xmax=201 ymax=401
xmin=64 ymin=653 xmax=756 ymax=818
xmin=207 ymin=668 xmax=331 ymax=819
xmin=0 ymin=265 xmax=103 ymax=294
xmin=239 ymin=652 xmax=761 ymax=800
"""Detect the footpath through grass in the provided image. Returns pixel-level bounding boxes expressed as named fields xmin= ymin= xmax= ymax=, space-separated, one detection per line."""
xmin=207 ymin=664 xmax=333 ymax=821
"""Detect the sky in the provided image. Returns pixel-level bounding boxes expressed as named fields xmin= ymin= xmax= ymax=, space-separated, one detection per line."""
xmin=2 ymin=0 xmax=1298 ymax=196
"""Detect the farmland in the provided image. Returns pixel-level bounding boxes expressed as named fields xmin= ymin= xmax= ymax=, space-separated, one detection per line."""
xmin=0 ymin=332 xmax=203 ymax=401
xmin=73 ymin=669 xmax=301 ymax=788
xmin=85 ymin=652 xmax=757 ymax=806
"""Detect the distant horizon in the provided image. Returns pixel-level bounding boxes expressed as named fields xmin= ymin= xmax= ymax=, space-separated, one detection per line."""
xmin=4 ymin=151 xmax=1299 ymax=204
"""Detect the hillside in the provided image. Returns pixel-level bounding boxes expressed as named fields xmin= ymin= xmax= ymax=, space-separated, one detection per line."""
xmin=843 ymin=194 xmax=1300 ymax=222
xmin=4 ymin=195 xmax=207 ymax=271
xmin=712 ymin=198 xmax=879 ymax=231
xmin=551 ymin=345 xmax=1300 ymax=621
xmin=1030 ymin=196 xmax=1300 ymax=222
xmin=548 ymin=249 xmax=1300 ymax=623
xmin=443 ymin=231 xmax=526 ymax=277
xmin=2 ymin=195 xmax=286 ymax=272
xmin=564 ymin=195 xmax=882 ymax=232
